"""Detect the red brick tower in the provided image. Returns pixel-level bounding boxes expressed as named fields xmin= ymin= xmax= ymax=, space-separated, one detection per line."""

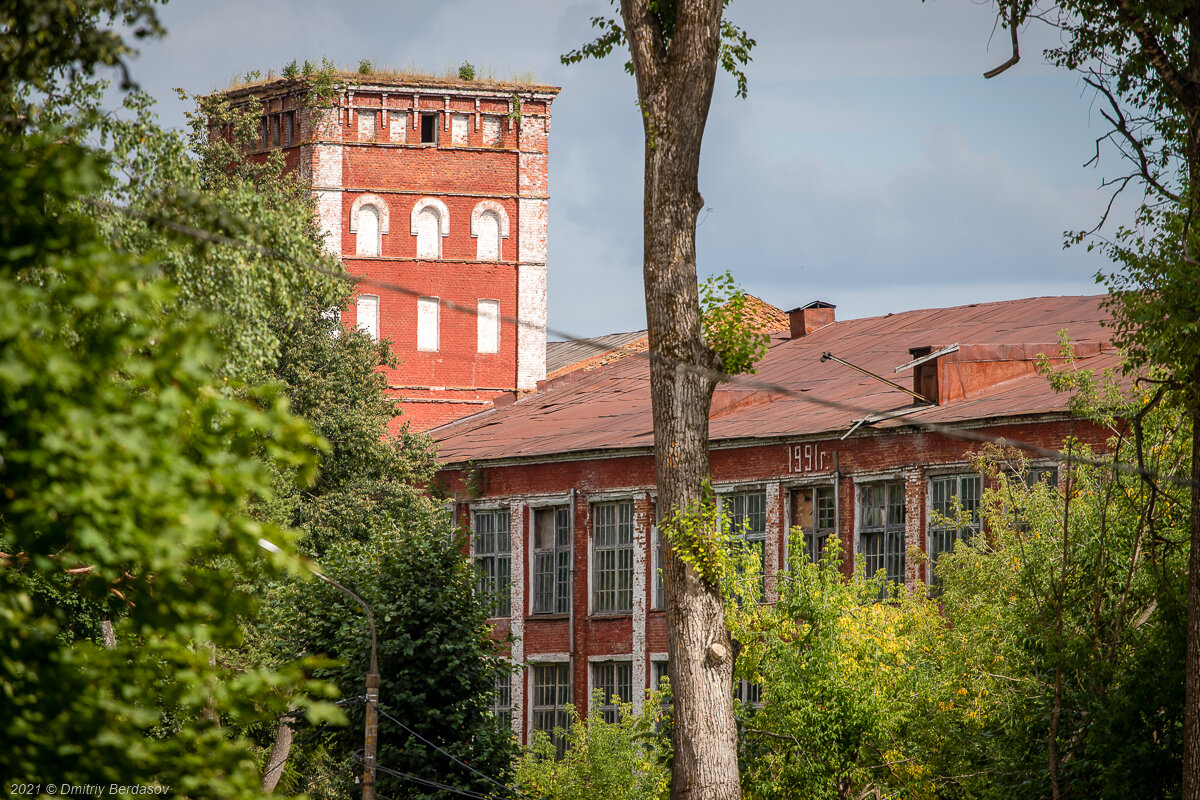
xmin=222 ymin=73 xmax=559 ymax=431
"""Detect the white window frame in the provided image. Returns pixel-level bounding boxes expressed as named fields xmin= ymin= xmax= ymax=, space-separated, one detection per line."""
xmin=927 ymin=471 xmax=982 ymax=588
xmin=530 ymin=661 xmax=572 ymax=757
xmin=472 ymin=509 xmax=511 ymax=618
xmin=532 ymin=505 xmax=572 ymax=615
xmin=590 ymin=659 xmax=633 ymax=724
xmin=591 ymin=500 xmax=634 ymax=615
xmin=856 ymin=478 xmax=906 ymax=588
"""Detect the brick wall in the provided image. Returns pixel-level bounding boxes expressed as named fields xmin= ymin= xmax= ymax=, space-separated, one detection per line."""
xmin=443 ymin=416 xmax=1111 ymax=740
xmin=229 ymin=78 xmax=556 ymax=431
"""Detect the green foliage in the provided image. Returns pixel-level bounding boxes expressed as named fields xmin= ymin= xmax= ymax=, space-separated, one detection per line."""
xmin=1094 ymin=203 xmax=1200 ymax=409
xmin=357 ymin=58 xmax=372 ymax=75
xmin=561 ymin=0 xmax=756 ymax=99
xmin=263 ymin=526 xmax=517 ymax=800
xmin=905 ymin=368 xmax=1188 ymax=799
xmin=731 ymin=541 xmax=937 ymax=800
xmin=243 ymin=69 xmax=262 ymax=83
xmin=91 ymin=87 xmax=346 ymax=383
xmin=699 ymin=270 xmax=769 ymax=376
xmin=0 ymin=0 xmax=163 ymax=128
xmin=282 ymin=60 xmax=299 ymax=78
xmin=0 ymin=135 xmax=338 ymax=795
xmin=458 ymin=60 xmax=477 ymax=81
xmin=516 ymin=695 xmax=671 ymax=800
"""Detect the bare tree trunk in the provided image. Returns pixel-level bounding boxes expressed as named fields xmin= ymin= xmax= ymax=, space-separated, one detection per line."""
xmin=619 ymin=2 xmax=741 ymax=798
xmin=261 ymin=712 xmax=294 ymax=794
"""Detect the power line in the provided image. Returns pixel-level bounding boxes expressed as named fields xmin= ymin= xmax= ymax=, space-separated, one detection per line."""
xmin=87 ymin=196 xmax=1196 ymax=490
xmin=352 ymin=754 xmax=499 ymax=800
xmin=367 ymin=700 xmax=530 ymax=800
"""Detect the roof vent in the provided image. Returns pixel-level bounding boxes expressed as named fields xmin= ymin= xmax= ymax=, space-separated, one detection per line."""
xmin=788 ymin=301 xmax=835 ymax=339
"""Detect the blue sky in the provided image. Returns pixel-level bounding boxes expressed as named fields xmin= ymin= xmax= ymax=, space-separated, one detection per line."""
xmin=120 ymin=0 xmax=1136 ymax=338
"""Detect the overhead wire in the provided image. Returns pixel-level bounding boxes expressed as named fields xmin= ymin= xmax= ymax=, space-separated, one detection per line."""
xmin=85 ymin=196 xmax=1197 ymax=490
xmin=366 ymin=699 xmax=531 ymax=800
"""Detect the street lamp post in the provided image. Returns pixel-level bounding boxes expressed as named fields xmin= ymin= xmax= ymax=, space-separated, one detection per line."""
xmin=259 ymin=539 xmax=379 ymax=800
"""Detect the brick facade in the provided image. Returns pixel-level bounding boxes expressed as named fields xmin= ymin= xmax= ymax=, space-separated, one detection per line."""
xmin=438 ymin=416 xmax=1109 ymax=744
xmin=218 ymin=75 xmax=559 ymax=431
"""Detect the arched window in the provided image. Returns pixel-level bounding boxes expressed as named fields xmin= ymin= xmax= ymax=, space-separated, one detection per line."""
xmin=411 ymin=198 xmax=450 ymax=260
xmin=470 ymin=201 xmax=510 ymax=261
xmin=350 ymin=194 xmax=389 ymax=257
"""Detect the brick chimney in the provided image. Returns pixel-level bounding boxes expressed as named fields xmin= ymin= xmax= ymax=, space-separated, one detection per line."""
xmin=788 ymin=301 xmax=836 ymax=338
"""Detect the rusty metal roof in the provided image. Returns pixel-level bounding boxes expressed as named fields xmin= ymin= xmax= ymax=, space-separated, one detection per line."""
xmin=543 ymin=296 xmax=789 ymax=380
xmin=434 ymin=295 xmax=1120 ymax=465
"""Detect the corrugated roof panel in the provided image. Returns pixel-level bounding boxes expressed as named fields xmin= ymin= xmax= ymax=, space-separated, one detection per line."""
xmin=433 ymin=295 xmax=1116 ymax=464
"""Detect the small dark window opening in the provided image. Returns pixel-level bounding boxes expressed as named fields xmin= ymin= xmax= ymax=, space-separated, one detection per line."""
xmin=420 ymin=113 xmax=438 ymax=144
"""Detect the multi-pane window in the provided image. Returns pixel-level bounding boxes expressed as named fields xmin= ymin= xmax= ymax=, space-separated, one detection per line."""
xmin=652 ymin=660 xmax=669 ymax=692
xmin=651 ymin=524 xmax=665 ymax=610
xmin=735 ymin=678 xmax=763 ymax=707
xmin=473 ymin=510 xmax=510 ymax=618
xmin=533 ymin=507 xmax=571 ymax=615
xmin=592 ymin=661 xmax=633 ymax=724
xmin=532 ymin=663 xmax=571 ymax=758
xmin=791 ymin=485 xmax=837 ymax=564
xmin=1011 ymin=465 xmax=1058 ymax=532
xmin=859 ymin=482 xmax=906 ymax=586
xmin=491 ymin=671 xmax=512 ymax=731
xmin=929 ymin=474 xmax=981 ymax=588
xmin=724 ymin=491 xmax=767 ymax=595
xmin=592 ymin=501 xmax=634 ymax=614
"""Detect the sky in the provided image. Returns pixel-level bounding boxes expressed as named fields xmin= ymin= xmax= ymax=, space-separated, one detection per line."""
xmin=118 ymin=0 xmax=1137 ymax=339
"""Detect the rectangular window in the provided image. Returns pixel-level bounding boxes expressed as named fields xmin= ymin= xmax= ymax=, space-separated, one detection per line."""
xmin=473 ymin=510 xmax=511 ymax=618
xmin=270 ymin=115 xmax=280 ymax=147
xmin=533 ymin=507 xmax=571 ymax=615
xmin=491 ymin=671 xmax=512 ymax=731
xmin=592 ymin=661 xmax=633 ymax=724
xmin=284 ymin=112 xmax=294 ymax=147
xmin=260 ymin=116 xmax=269 ymax=149
xmin=652 ymin=660 xmax=669 ymax=692
xmin=355 ymin=294 xmax=379 ymax=341
xmin=417 ymin=296 xmax=439 ymax=352
xmin=592 ymin=501 xmax=634 ymax=614
xmin=420 ymin=112 xmax=438 ymax=144
xmin=735 ymin=678 xmax=763 ymax=707
xmin=724 ymin=490 xmax=767 ymax=598
xmin=790 ymin=485 xmax=837 ymax=564
xmin=532 ymin=663 xmax=571 ymax=758
xmin=651 ymin=523 xmax=665 ymax=610
xmin=723 ymin=490 xmax=767 ymax=568
xmin=477 ymin=299 xmax=500 ymax=354
xmin=859 ymin=481 xmax=906 ymax=588
xmin=929 ymin=474 xmax=981 ymax=589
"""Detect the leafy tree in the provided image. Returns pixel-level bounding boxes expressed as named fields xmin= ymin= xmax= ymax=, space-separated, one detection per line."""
xmin=975 ymin=2 xmax=1200 ymax=793
xmin=728 ymin=542 xmax=940 ymax=800
xmin=516 ymin=695 xmax=671 ymax=800
xmin=563 ymin=4 xmax=755 ymax=797
xmin=262 ymin=524 xmax=517 ymax=800
xmin=0 ymin=134 xmax=337 ymax=795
